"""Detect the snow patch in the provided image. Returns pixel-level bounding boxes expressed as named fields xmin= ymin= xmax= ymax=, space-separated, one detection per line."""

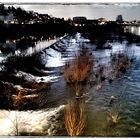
xmin=15 ymin=71 xmax=60 ymax=83
xmin=0 ymin=105 xmax=65 ymax=136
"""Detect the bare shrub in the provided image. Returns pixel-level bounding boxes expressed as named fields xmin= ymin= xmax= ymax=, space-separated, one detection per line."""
xmin=109 ymin=51 xmax=134 ymax=81
xmin=64 ymin=52 xmax=93 ymax=83
xmin=65 ymin=99 xmax=86 ymax=136
xmin=107 ymin=110 xmax=121 ymax=124
xmin=64 ymin=50 xmax=93 ymax=97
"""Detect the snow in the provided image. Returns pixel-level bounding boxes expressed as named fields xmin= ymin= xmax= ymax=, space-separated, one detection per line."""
xmin=0 ymin=105 xmax=65 ymax=136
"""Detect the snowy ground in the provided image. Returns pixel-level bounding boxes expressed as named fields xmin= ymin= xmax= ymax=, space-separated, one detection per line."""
xmin=0 ymin=105 xmax=65 ymax=136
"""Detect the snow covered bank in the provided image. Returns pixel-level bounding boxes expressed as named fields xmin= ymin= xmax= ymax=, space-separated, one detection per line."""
xmin=0 ymin=105 xmax=65 ymax=136
xmin=15 ymin=70 xmax=60 ymax=83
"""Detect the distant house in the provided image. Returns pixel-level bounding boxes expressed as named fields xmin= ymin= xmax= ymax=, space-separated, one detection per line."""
xmin=73 ymin=16 xmax=87 ymax=26
xmin=97 ymin=18 xmax=107 ymax=25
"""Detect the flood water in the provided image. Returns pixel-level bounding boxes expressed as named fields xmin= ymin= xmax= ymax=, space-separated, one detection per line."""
xmin=0 ymin=31 xmax=140 ymax=136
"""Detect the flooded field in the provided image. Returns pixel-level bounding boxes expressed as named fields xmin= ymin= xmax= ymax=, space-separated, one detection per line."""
xmin=0 ymin=31 xmax=140 ymax=136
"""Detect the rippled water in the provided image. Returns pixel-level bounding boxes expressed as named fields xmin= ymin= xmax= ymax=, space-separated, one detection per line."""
xmin=42 ymin=33 xmax=140 ymax=136
xmin=0 ymin=32 xmax=140 ymax=136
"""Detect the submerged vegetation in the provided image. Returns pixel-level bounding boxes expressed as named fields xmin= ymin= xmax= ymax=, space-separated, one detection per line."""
xmin=64 ymin=49 xmax=93 ymax=97
xmin=63 ymin=41 xmax=135 ymax=136
xmin=0 ymin=30 xmax=138 ymax=136
xmin=108 ymin=50 xmax=135 ymax=82
xmin=65 ymin=98 xmax=86 ymax=136
xmin=64 ymin=50 xmax=93 ymax=83
xmin=0 ymin=2 xmax=139 ymax=136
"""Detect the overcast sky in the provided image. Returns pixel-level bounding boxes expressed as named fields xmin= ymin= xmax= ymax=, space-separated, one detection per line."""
xmin=1 ymin=0 xmax=140 ymax=3
xmin=6 ymin=3 xmax=140 ymax=21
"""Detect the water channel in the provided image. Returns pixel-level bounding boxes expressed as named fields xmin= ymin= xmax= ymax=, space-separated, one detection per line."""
xmin=0 ymin=30 xmax=140 ymax=136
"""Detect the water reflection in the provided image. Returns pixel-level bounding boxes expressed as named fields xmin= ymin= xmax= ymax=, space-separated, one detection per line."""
xmin=25 ymin=39 xmax=58 ymax=56
xmin=0 ymin=33 xmax=66 ymax=56
xmin=0 ymin=32 xmax=140 ymax=136
xmin=129 ymin=26 xmax=140 ymax=36
xmin=136 ymin=27 xmax=140 ymax=36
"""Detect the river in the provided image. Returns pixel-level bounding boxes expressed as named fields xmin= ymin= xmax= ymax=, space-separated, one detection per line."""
xmin=0 ymin=31 xmax=140 ymax=136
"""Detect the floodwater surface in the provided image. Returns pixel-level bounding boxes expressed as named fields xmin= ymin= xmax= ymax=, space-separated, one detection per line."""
xmin=0 ymin=31 xmax=140 ymax=136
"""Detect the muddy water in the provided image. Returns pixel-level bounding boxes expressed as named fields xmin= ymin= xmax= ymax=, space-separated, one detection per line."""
xmin=0 ymin=33 xmax=140 ymax=136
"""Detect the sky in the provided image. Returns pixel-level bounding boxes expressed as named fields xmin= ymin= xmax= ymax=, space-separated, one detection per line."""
xmin=0 ymin=0 xmax=140 ymax=21
xmin=4 ymin=3 xmax=140 ymax=21
xmin=1 ymin=0 xmax=140 ymax=3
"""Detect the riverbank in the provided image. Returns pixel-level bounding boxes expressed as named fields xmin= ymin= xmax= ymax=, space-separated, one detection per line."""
xmin=0 ymin=105 xmax=65 ymax=136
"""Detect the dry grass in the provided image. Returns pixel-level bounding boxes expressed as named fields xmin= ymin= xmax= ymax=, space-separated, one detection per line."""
xmin=1 ymin=80 xmax=48 ymax=109
xmin=12 ymin=90 xmax=39 ymax=108
xmin=65 ymin=99 xmax=86 ymax=136
xmin=12 ymin=90 xmax=25 ymax=108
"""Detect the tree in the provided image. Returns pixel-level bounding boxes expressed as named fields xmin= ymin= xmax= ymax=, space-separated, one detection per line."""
xmin=0 ymin=4 xmax=8 ymax=22
xmin=0 ymin=4 xmax=5 ymax=14
xmin=116 ymin=15 xmax=124 ymax=24
xmin=14 ymin=7 xmax=27 ymax=24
